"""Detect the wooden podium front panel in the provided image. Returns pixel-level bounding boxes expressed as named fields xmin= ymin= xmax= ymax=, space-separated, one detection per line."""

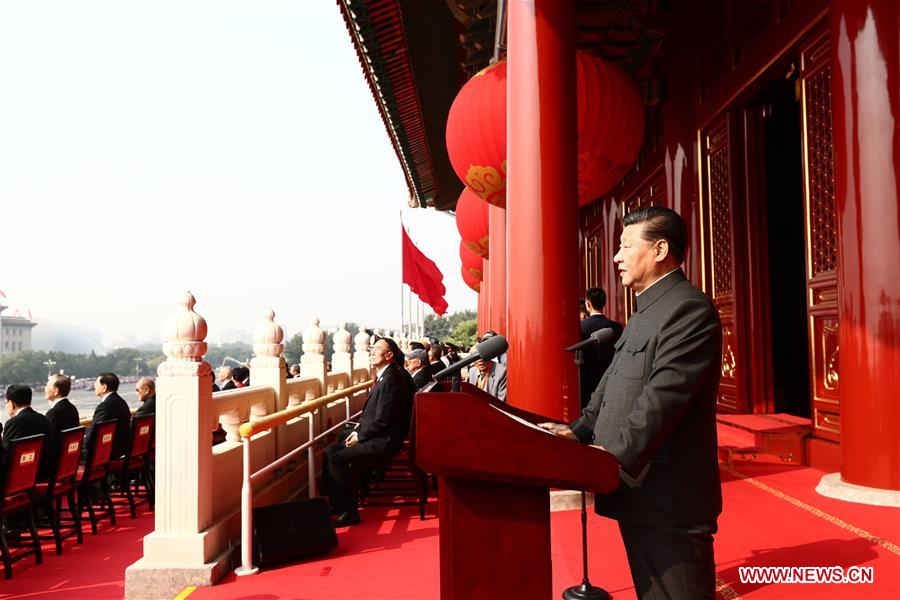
xmin=439 ymin=476 xmax=551 ymax=600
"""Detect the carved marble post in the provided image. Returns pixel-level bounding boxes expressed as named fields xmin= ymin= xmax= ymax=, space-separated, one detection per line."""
xmin=331 ymin=322 xmax=353 ymax=376
xmin=250 ymin=308 xmax=287 ymax=453
xmin=354 ymin=328 xmax=371 ymax=378
xmin=300 ymin=317 xmax=327 ymax=390
xmin=126 ymin=292 xmax=221 ymax=599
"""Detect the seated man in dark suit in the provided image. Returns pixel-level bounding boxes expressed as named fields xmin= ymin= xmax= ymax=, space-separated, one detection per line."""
xmin=134 ymin=377 xmax=156 ymax=418
xmin=321 ymin=337 xmax=413 ymax=526
xmin=4 ymin=385 xmax=51 ymax=477
xmin=218 ymin=366 xmax=236 ymax=390
xmin=44 ymin=374 xmax=81 ymax=478
xmin=427 ymin=345 xmax=445 ymax=378
xmin=85 ymin=372 xmax=132 ymax=459
xmin=578 ymin=287 xmax=623 ymax=410
xmin=405 ymin=348 xmax=434 ymax=391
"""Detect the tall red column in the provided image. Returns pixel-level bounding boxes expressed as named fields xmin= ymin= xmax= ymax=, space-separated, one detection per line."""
xmin=479 ymin=256 xmax=490 ymax=336
xmin=477 ymin=288 xmax=485 ymax=336
xmin=488 ymin=205 xmax=507 ymax=336
xmin=507 ymin=0 xmax=579 ymax=421
xmin=831 ymin=0 xmax=900 ymax=491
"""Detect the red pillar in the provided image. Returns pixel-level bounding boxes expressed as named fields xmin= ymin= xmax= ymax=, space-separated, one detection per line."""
xmin=477 ymin=287 xmax=485 ymax=336
xmin=488 ymin=205 xmax=507 ymax=336
xmin=507 ymin=0 xmax=579 ymax=421
xmin=480 ymin=256 xmax=490 ymax=336
xmin=831 ymin=0 xmax=900 ymax=491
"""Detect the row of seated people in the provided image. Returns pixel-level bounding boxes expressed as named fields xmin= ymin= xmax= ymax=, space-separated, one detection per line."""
xmin=0 ymin=373 xmax=154 ymax=579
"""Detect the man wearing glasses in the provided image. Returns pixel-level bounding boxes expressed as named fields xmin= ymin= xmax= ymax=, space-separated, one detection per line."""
xmin=321 ymin=337 xmax=413 ymax=526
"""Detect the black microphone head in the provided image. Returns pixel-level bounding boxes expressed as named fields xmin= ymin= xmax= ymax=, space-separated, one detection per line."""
xmin=475 ymin=334 xmax=508 ymax=361
xmin=590 ymin=328 xmax=616 ymax=345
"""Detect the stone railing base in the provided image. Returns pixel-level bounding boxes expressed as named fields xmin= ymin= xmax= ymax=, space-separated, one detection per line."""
xmin=124 ymin=548 xmax=232 ymax=600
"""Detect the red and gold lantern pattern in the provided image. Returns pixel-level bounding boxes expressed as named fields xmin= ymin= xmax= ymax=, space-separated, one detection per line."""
xmin=446 ymin=53 xmax=644 ymax=208
xmin=575 ymin=51 xmax=645 ymax=202
xmin=461 ymin=265 xmax=481 ymax=293
xmin=455 ymin=187 xmax=490 ymax=258
xmin=459 ymin=240 xmax=484 ymax=283
xmin=446 ymin=61 xmax=508 ymax=208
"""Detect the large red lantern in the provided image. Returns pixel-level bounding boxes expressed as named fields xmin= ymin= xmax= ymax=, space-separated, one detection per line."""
xmin=446 ymin=61 xmax=507 ymax=208
xmin=461 ymin=265 xmax=481 ymax=293
xmin=446 ymin=53 xmax=644 ymax=208
xmin=455 ymin=187 xmax=490 ymax=258
xmin=459 ymin=240 xmax=484 ymax=282
xmin=575 ymin=51 xmax=645 ymax=202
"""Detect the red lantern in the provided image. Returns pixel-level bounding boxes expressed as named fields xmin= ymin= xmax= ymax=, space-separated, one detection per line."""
xmin=459 ymin=240 xmax=484 ymax=283
xmin=461 ymin=265 xmax=481 ymax=293
xmin=446 ymin=53 xmax=644 ymax=208
xmin=455 ymin=187 xmax=490 ymax=258
xmin=575 ymin=52 xmax=645 ymax=202
xmin=446 ymin=61 xmax=507 ymax=208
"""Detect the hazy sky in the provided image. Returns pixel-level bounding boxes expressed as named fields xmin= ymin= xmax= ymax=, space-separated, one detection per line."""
xmin=0 ymin=0 xmax=475 ymax=347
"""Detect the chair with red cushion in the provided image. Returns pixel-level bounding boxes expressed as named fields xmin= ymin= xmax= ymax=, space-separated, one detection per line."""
xmin=33 ymin=426 xmax=85 ymax=554
xmin=109 ymin=414 xmax=154 ymax=518
xmin=0 ymin=434 xmax=45 ymax=579
xmin=76 ymin=420 xmax=117 ymax=535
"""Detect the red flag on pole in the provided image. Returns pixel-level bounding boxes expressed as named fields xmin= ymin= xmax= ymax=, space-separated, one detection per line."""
xmin=402 ymin=225 xmax=448 ymax=316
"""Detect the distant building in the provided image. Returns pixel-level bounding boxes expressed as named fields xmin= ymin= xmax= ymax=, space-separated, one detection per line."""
xmin=0 ymin=304 xmax=37 ymax=354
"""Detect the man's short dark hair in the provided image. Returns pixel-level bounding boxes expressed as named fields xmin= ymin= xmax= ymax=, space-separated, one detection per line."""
xmin=622 ymin=206 xmax=687 ymax=263
xmin=98 ymin=372 xmax=120 ymax=392
xmin=380 ymin=337 xmax=404 ymax=366
xmin=409 ymin=341 xmax=425 ymax=351
xmin=585 ymin=288 xmax=607 ymax=311
xmin=233 ymin=366 xmax=249 ymax=382
xmin=5 ymin=384 xmax=32 ymax=407
xmin=428 ymin=346 xmax=442 ymax=362
xmin=48 ymin=374 xmax=72 ymax=397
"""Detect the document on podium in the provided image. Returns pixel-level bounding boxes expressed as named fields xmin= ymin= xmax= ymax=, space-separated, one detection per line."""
xmin=488 ymin=403 xmax=558 ymax=436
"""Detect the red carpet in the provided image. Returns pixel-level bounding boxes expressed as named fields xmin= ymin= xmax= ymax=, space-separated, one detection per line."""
xmin=190 ymin=466 xmax=900 ymax=600
xmin=0 ymin=502 xmax=154 ymax=599
xmin=4 ymin=465 xmax=898 ymax=599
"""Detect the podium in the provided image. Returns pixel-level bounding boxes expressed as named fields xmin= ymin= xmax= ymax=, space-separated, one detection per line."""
xmin=415 ymin=382 xmax=621 ymax=600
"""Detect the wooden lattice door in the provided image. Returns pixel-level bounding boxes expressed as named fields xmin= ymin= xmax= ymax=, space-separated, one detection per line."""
xmin=799 ymin=29 xmax=840 ymax=440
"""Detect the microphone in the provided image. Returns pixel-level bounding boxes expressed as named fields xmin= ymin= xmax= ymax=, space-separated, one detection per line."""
xmin=433 ymin=335 xmax=509 ymax=380
xmin=564 ymin=328 xmax=616 ymax=353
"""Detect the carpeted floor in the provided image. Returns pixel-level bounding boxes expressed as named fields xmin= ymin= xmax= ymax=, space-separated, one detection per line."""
xmin=3 ymin=465 xmax=898 ymax=599
xmin=188 ymin=464 xmax=900 ymax=600
xmin=0 ymin=500 xmax=154 ymax=599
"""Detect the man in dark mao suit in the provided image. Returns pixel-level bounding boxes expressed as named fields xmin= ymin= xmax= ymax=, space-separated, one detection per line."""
xmin=44 ymin=374 xmax=81 ymax=478
xmin=541 ymin=207 xmax=722 ymax=600
xmin=4 ymin=385 xmax=52 ymax=477
xmin=85 ymin=372 xmax=132 ymax=459
xmin=322 ymin=337 xmax=413 ymax=526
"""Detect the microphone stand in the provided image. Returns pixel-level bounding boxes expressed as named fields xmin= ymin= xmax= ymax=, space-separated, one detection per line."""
xmin=563 ymin=347 xmax=609 ymax=600
xmin=562 ymin=490 xmax=609 ymax=600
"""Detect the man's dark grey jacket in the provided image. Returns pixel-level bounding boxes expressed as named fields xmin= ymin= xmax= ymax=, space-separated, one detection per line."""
xmin=571 ymin=269 xmax=723 ymax=527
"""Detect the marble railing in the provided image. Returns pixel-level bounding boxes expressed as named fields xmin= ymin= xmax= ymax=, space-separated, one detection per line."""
xmin=124 ymin=293 xmax=375 ymax=600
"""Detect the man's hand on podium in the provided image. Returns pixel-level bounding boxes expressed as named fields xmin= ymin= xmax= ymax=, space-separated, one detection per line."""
xmin=537 ymin=422 xmax=577 ymax=440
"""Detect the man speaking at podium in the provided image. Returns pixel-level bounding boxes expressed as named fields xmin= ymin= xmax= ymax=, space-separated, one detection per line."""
xmin=540 ymin=207 xmax=723 ymax=600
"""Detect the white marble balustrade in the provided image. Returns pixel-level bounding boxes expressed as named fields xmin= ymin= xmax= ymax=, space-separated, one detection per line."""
xmin=125 ymin=292 xmax=374 ymax=600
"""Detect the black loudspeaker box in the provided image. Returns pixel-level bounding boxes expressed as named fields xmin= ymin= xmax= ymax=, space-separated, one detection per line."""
xmin=252 ymin=497 xmax=338 ymax=567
